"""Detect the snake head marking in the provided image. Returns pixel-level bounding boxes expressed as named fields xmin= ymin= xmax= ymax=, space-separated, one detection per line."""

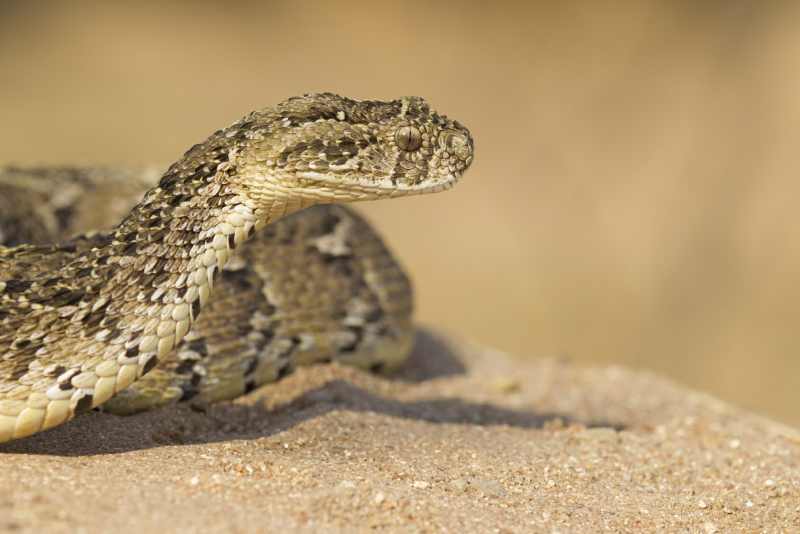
xmin=230 ymin=93 xmax=474 ymax=205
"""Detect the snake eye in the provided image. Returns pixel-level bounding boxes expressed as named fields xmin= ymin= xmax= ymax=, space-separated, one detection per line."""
xmin=395 ymin=125 xmax=422 ymax=152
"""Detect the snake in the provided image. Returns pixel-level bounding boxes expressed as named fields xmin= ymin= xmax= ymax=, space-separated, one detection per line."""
xmin=0 ymin=93 xmax=474 ymax=443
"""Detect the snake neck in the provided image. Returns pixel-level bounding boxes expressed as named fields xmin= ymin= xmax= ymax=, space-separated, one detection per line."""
xmin=84 ymin=154 xmax=305 ymax=360
xmin=0 ymin=151 xmax=316 ymax=437
xmin=24 ymin=148 xmax=311 ymax=409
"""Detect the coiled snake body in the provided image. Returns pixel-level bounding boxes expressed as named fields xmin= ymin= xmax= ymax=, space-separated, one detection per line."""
xmin=0 ymin=94 xmax=474 ymax=443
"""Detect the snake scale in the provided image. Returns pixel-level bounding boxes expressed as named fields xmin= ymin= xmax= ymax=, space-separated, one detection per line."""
xmin=0 ymin=94 xmax=474 ymax=443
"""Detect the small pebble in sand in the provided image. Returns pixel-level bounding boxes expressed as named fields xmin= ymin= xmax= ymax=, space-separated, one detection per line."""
xmin=451 ymin=479 xmax=468 ymax=492
xmin=471 ymin=478 xmax=507 ymax=498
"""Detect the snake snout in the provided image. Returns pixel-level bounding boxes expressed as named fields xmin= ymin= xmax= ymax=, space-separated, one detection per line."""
xmin=438 ymin=122 xmax=474 ymax=173
xmin=447 ymin=131 xmax=473 ymax=166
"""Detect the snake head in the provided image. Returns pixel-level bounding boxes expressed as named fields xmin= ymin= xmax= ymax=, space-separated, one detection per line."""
xmin=232 ymin=93 xmax=474 ymax=204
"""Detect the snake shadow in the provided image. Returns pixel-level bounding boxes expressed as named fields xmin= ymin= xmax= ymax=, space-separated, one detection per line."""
xmin=0 ymin=329 xmax=625 ymax=456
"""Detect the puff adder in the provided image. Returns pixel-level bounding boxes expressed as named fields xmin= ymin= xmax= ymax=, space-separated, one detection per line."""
xmin=0 ymin=93 xmax=474 ymax=442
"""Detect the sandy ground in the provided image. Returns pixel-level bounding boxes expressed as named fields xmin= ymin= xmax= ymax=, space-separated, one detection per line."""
xmin=0 ymin=329 xmax=797 ymax=533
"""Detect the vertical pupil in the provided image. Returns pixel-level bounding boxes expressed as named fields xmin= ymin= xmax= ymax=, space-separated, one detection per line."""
xmin=397 ymin=126 xmax=419 ymax=151
xmin=401 ymin=128 xmax=411 ymax=148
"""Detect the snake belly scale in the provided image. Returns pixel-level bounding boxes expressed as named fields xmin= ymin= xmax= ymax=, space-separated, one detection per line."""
xmin=0 ymin=94 xmax=474 ymax=443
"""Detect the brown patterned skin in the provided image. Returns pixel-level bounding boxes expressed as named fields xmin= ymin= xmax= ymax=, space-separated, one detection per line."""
xmin=107 ymin=202 xmax=416 ymax=414
xmin=0 ymin=94 xmax=474 ymax=442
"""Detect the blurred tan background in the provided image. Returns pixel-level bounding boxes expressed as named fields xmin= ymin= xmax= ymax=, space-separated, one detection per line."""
xmin=1 ymin=1 xmax=799 ymax=426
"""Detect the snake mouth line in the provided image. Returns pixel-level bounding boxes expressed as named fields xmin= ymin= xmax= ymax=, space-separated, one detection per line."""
xmin=290 ymin=172 xmax=464 ymax=199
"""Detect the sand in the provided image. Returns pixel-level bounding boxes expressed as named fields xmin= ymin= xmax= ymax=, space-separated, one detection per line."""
xmin=0 ymin=328 xmax=797 ymax=533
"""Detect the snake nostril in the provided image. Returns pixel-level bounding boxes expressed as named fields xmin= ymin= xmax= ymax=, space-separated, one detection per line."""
xmin=441 ymin=131 xmax=472 ymax=163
